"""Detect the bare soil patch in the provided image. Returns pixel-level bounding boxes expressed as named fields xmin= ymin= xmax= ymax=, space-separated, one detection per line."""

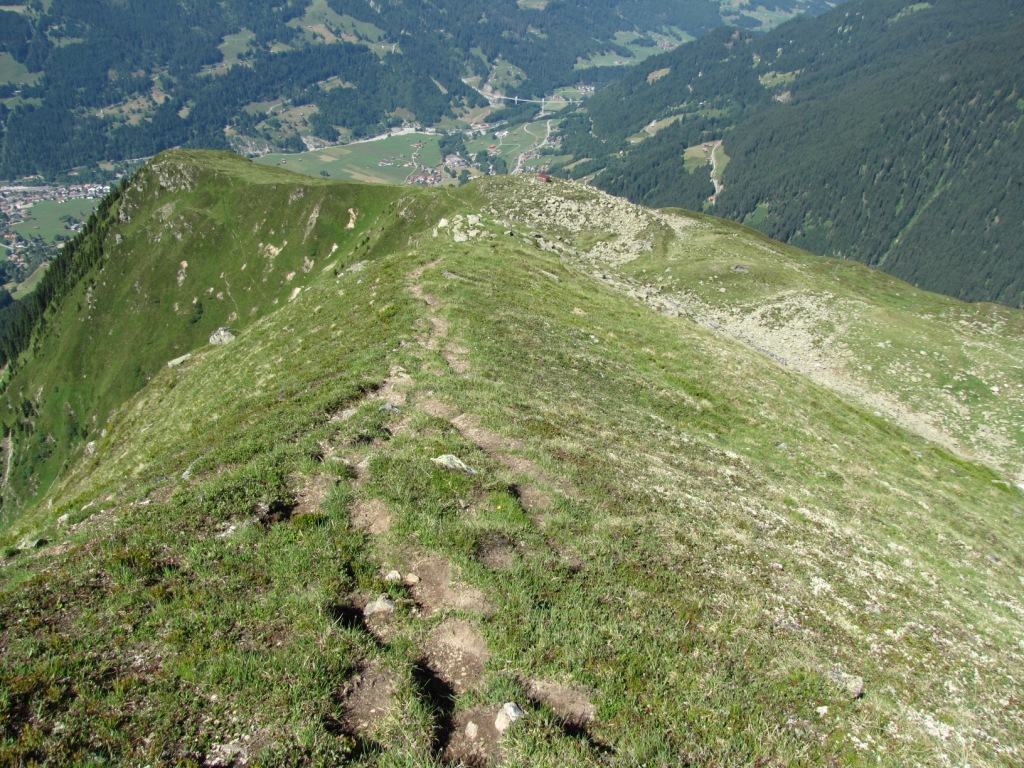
xmin=527 ymin=679 xmax=596 ymax=726
xmin=444 ymin=343 xmax=471 ymax=373
xmin=445 ymin=705 xmax=503 ymax=766
xmin=350 ymin=497 xmax=391 ymax=535
xmin=409 ymin=553 xmax=492 ymax=616
xmin=476 ymin=535 xmax=517 ymax=571
xmin=369 ymin=365 xmax=412 ymax=407
xmin=417 ymin=396 xmax=459 ymax=420
xmin=340 ymin=663 xmax=399 ymax=738
xmin=517 ymin=482 xmax=553 ymax=511
xmin=422 ymin=619 xmax=490 ymax=694
xmin=290 ymin=473 xmax=333 ymax=517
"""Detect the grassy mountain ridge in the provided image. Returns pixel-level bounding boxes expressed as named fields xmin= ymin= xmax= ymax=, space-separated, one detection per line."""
xmin=0 ymin=151 xmax=1022 ymax=766
xmin=553 ymin=0 xmax=1024 ymax=307
xmin=0 ymin=151 xmax=411 ymax=515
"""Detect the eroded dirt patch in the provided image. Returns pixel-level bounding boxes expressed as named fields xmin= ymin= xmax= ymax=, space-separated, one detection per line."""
xmin=290 ymin=473 xmax=333 ymax=518
xmin=351 ymin=497 xmax=391 ymax=535
xmin=409 ymin=553 xmax=492 ymax=616
xmin=517 ymin=483 xmax=553 ymax=511
xmin=445 ymin=705 xmax=503 ymax=767
xmin=340 ymin=664 xmax=399 ymax=739
xmin=417 ymin=396 xmax=459 ymax=420
xmin=476 ymin=534 xmax=517 ymax=571
xmin=422 ymin=619 xmax=489 ymax=694
xmin=527 ymin=679 xmax=596 ymax=726
xmin=444 ymin=343 xmax=471 ymax=374
xmin=452 ymin=413 xmax=522 ymax=453
xmin=369 ymin=365 xmax=413 ymax=407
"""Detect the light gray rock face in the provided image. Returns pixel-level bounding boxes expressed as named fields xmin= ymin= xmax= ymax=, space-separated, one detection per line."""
xmin=209 ymin=327 xmax=236 ymax=346
xmin=167 ymin=353 xmax=193 ymax=367
xmin=363 ymin=594 xmax=397 ymax=617
xmin=827 ymin=670 xmax=865 ymax=699
xmin=494 ymin=702 xmax=526 ymax=733
xmin=432 ymin=454 xmax=478 ymax=474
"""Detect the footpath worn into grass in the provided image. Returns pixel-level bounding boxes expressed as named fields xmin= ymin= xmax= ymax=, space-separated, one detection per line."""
xmin=0 ymin=153 xmax=1022 ymax=766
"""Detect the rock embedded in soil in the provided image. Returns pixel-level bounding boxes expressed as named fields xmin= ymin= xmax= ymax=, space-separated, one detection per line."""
xmin=432 ymin=454 xmax=478 ymax=474
xmin=494 ymin=702 xmax=526 ymax=733
xmin=209 ymin=327 xmax=236 ymax=345
xmin=363 ymin=594 xmax=397 ymax=617
xmin=827 ymin=670 xmax=865 ymax=699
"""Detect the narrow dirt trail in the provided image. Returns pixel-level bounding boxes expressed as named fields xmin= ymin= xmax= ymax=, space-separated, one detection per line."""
xmin=327 ymin=257 xmax=599 ymax=765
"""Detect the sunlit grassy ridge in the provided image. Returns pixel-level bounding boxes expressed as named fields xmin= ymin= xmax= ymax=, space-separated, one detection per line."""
xmin=0 ymin=152 xmax=1021 ymax=766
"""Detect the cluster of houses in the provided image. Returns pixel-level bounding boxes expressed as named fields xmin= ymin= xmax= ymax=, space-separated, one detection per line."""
xmin=0 ymin=183 xmax=110 ymax=265
xmin=408 ymin=173 xmax=444 ymax=187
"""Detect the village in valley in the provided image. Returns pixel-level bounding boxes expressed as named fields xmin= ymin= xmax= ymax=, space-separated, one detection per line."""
xmin=0 ymin=183 xmax=112 ymax=291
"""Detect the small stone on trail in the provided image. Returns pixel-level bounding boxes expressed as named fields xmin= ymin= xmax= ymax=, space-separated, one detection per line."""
xmin=380 ymin=402 xmax=401 ymax=414
xmin=432 ymin=454 xmax=478 ymax=474
xmin=364 ymin=594 xmax=396 ymax=617
xmin=466 ymin=721 xmax=479 ymax=739
xmin=827 ymin=670 xmax=864 ymax=700
xmin=405 ymin=573 xmax=420 ymax=585
xmin=494 ymin=702 xmax=526 ymax=733
xmin=209 ymin=327 xmax=236 ymax=345
xmin=384 ymin=570 xmax=403 ymax=583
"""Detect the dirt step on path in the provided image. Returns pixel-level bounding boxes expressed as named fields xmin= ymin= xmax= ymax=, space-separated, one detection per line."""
xmin=445 ymin=704 xmax=504 ymax=766
xmin=350 ymin=496 xmax=391 ymax=535
xmin=422 ymin=618 xmax=490 ymax=696
xmin=407 ymin=552 xmax=493 ymax=617
xmin=338 ymin=663 xmax=400 ymax=740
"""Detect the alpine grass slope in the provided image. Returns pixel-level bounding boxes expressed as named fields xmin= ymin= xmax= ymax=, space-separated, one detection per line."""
xmin=0 ymin=151 xmax=1021 ymax=766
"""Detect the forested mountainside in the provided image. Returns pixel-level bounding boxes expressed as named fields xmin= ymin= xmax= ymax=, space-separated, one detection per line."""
xmin=0 ymin=0 xmax=830 ymax=180
xmin=0 ymin=150 xmax=1021 ymax=765
xmin=554 ymin=0 xmax=1024 ymax=307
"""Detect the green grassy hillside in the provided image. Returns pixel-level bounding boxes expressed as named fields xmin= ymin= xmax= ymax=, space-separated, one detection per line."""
xmin=0 ymin=152 xmax=1021 ymax=766
xmin=0 ymin=151 xmax=408 ymax=515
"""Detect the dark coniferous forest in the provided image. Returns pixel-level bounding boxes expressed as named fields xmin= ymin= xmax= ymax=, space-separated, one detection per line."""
xmin=0 ymin=0 xmax=734 ymax=178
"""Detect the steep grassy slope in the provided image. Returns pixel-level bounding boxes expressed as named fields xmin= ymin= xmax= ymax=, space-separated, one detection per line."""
xmin=0 ymin=153 xmax=1022 ymax=766
xmin=0 ymin=151 xmax=407 ymax=517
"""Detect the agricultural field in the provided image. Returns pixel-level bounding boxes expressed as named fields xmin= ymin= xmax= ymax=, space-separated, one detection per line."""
xmin=629 ymin=114 xmax=685 ymax=144
xmin=200 ymin=29 xmax=256 ymax=77
xmin=0 ymin=52 xmax=39 ymax=85
xmin=288 ymin=0 xmax=388 ymax=49
xmin=683 ymin=143 xmax=711 ymax=173
xmin=255 ymin=133 xmax=443 ymax=185
xmin=9 ymin=261 xmax=47 ymax=299
xmin=11 ymin=198 xmax=98 ymax=242
xmin=575 ymin=30 xmax=691 ymax=69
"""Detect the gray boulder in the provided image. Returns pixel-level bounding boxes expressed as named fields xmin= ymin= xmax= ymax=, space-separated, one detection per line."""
xmin=209 ymin=327 xmax=236 ymax=346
